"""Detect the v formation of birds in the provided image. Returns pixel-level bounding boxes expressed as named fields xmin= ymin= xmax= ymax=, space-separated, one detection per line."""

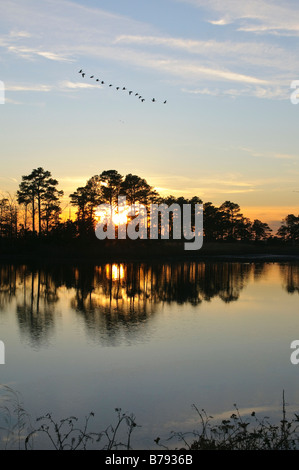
xmin=78 ymin=69 xmax=167 ymax=104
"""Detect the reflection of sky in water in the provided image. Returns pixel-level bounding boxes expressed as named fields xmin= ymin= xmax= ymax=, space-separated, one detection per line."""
xmin=0 ymin=262 xmax=299 ymax=449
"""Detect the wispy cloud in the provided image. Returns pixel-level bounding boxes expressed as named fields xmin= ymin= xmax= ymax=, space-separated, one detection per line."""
xmin=7 ymin=45 xmax=74 ymax=62
xmin=183 ymin=85 xmax=288 ymax=100
xmin=0 ymin=176 xmax=18 ymax=183
xmin=150 ymin=173 xmax=258 ymax=197
xmin=4 ymin=97 xmax=46 ymax=106
xmin=9 ymin=30 xmax=32 ymax=38
xmin=0 ymin=0 xmax=296 ymax=101
xmin=5 ymin=84 xmax=53 ymax=92
xmin=179 ymin=0 xmax=299 ymax=36
xmin=209 ymin=18 xmax=232 ymax=26
xmin=155 ymin=60 xmax=268 ymax=84
xmin=115 ymin=33 xmax=293 ymax=71
xmin=114 ymin=34 xmax=287 ymax=65
xmin=113 ymin=33 xmax=295 ymax=90
xmin=36 ymin=51 xmax=74 ymax=62
xmin=240 ymin=147 xmax=299 ymax=160
xmin=4 ymin=97 xmax=23 ymax=105
xmin=4 ymin=81 xmax=100 ymax=104
xmin=59 ymin=81 xmax=100 ymax=90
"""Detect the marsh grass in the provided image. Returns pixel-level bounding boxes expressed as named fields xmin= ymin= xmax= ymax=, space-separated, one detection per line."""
xmin=1 ymin=386 xmax=299 ymax=450
xmin=0 ymin=385 xmax=32 ymax=450
xmin=0 ymin=385 xmax=139 ymax=450
xmin=156 ymin=391 xmax=299 ymax=450
xmin=24 ymin=407 xmax=139 ymax=450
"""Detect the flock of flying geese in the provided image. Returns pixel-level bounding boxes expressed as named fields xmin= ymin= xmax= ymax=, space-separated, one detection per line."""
xmin=78 ymin=69 xmax=167 ymax=104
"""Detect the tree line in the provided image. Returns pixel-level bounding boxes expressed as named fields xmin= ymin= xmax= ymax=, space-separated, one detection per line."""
xmin=0 ymin=167 xmax=298 ymax=243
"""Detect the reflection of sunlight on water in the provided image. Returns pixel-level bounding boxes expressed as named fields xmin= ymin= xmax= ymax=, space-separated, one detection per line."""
xmin=105 ymin=264 xmax=125 ymax=281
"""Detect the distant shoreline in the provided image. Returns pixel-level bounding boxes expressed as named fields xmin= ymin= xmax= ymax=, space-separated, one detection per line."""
xmin=1 ymin=240 xmax=299 ymax=264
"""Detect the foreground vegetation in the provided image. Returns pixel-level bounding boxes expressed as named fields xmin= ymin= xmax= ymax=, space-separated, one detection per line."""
xmin=0 ymin=386 xmax=299 ymax=450
xmin=156 ymin=398 xmax=299 ymax=451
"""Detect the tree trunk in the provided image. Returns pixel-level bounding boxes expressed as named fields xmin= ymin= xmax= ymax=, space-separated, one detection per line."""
xmin=32 ymin=196 xmax=35 ymax=234
xmin=38 ymin=195 xmax=41 ymax=235
xmin=24 ymin=204 xmax=27 ymax=230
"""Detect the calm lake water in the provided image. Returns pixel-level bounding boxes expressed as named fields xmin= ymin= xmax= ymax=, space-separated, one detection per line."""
xmin=0 ymin=261 xmax=299 ymax=449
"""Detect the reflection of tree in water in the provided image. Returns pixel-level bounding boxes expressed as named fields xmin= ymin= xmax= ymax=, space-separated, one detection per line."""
xmin=69 ymin=262 xmax=254 ymax=343
xmin=0 ymin=265 xmax=59 ymax=347
xmin=16 ymin=267 xmax=59 ymax=347
xmin=197 ymin=262 xmax=252 ymax=303
xmin=280 ymin=263 xmax=299 ymax=294
xmin=0 ymin=261 xmax=269 ymax=346
xmin=70 ymin=264 xmax=158 ymax=345
xmin=252 ymin=262 xmax=270 ymax=281
xmin=71 ymin=261 xmax=254 ymax=310
xmin=0 ymin=265 xmax=17 ymax=312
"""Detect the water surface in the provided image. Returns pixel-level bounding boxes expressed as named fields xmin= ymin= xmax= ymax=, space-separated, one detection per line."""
xmin=0 ymin=261 xmax=299 ymax=448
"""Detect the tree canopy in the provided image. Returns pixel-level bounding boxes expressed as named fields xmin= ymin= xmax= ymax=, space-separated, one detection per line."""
xmin=0 ymin=167 xmax=296 ymax=246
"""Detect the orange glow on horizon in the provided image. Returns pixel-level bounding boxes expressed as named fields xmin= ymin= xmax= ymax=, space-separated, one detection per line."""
xmin=241 ymin=206 xmax=299 ymax=232
xmin=59 ymin=201 xmax=297 ymax=234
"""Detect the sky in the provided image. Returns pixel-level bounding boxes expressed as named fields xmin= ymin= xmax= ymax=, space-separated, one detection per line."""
xmin=0 ymin=0 xmax=299 ymax=232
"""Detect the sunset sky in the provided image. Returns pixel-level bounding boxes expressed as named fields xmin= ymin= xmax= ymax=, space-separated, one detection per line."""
xmin=1 ymin=0 xmax=299 ymax=232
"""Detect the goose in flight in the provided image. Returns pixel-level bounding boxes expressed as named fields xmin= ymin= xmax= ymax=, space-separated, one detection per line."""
xmin=77 ymin=69 xmax=168 ymax=106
